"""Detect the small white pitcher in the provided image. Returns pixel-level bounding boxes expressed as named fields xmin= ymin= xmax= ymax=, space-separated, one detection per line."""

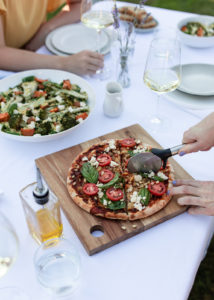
xmin=103 ymin=81 xmax=123 ymax=118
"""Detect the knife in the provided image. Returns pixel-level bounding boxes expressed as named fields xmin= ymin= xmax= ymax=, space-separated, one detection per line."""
xmin=127 ymin=144 xmax=184 ymax=173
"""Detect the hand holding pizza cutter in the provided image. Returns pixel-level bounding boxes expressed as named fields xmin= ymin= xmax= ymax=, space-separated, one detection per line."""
xmin=127 ymin=144 xmax=184 ymax=173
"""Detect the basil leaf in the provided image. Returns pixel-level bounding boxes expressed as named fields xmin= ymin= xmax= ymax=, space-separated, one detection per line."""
xmin=128 ymin=150 xmax=136 ymax=157
xmin=138 ymin=188 xmax=151 ymax=206
xmin=141 ymin=172 xmax=164 ymax=182
xmin=81 ymin=162 xmax=98 ymax=183
xmin=100 ymin=173 xmax=120 ymax=189
xmin=100 ymin=195 xmax=125 ymax=211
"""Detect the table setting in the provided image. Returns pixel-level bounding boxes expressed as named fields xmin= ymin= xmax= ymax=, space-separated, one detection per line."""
xmin=0 ymin=1 xmax=214 ymax=300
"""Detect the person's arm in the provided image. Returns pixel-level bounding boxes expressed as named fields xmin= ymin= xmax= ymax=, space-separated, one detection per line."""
xmin=170 ymin=179 xmax=214 ymax=216
xmin=25 ymin=1 xmax=82 ymax=51
xmin=178 ymin=112 xmax=214 ymax=155
xmin=0 ymin=15 xmax=103 ymax=75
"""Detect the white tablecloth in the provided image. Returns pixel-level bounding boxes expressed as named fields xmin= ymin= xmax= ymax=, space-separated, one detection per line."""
xmin=0 ymin=4 xmax=214 ymax=300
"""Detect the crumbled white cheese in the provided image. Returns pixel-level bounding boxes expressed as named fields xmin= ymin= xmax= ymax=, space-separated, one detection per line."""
xmin=55 ymin=95 xmax=63 ymax=103
xmin=27 ymin=121 xmax=35 ymax=129
xmin=46 ymin=117 xmax=52 ymax=122
xmin=98 ymin=189 xmax=104 ymax=199
xmin=105 ymin=147 xmax=110 ymax=152
xmin=82 ymin=156 xmax=88 ymax=161
xmin=157 ymin=171 xmax=168 ymax=180
xmin=89 ymin=156 xmax=99 ymax=168
xmin=35 ymin=116 xmax=40 ymax=121
xmin=134 ymin=202 xmax=144 ymax=211
xmin=23 ymin=115 xmax=29 ymax=122
xmin=127 ymin=186 xmax=133 ymax=192
xmin=134 ymin=175 xmax=142 ymax=182
xmin=109 ymin=139 xmax=116 ymax=150
xmin=58 ymin=105 xmax=65 ymax=111
xmin=15 ymin=95 xmax=22 ymax=102
xmin=55 ymin=125 xmax=61 ymax=133
xmin=148 ymin=171 xmax=155 ymax=178
xmin=77 ymin=118 xmax=83 ymax=123
xmin=80 ymin=101 xmax=86 ymax=107
xmin=103 ymin=199 xmax=107 ymax=206
xmin=130 ymin=191 xmax=145 ymax=211
xmin=13 ymin=87 xmax=19 ymax=92
xmin=110 ymin=161 xmax=119 ymax=167
xmin=68 ymin=106 xmax=74 ymax=113
xmin=17 ymin=103 xmax=23 ymax=108
xmin=30 ymin=104 xmax=34 ymax=110
xmin=136 ymin=139 xmax=141 ymax=144
xmin=13 ymin=109 xmax=19 ymax=114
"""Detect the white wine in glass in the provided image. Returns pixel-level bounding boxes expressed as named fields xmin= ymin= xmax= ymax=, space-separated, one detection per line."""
xmin=81 ymin=0 xmax=114 ymax=76
xmin=0 ymin=212 xmax=19 ymax=278
xmin=143 ymin=37 xmax=181 ymax=128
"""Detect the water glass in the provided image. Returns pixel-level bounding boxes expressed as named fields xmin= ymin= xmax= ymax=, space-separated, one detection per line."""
xmin=34 ymin=237 xmax=81 ymax=297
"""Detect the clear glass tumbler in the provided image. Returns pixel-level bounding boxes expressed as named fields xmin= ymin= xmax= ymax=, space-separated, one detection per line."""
xmin=34 ymin=237 xmax=81 ymax=297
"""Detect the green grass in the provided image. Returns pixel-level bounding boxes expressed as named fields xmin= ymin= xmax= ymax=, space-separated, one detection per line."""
xmin=122 ymin=0 xmax=214 ymax=16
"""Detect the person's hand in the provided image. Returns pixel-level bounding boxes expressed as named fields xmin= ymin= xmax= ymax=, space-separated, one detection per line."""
xmin=178 ymin=112 xmax=214 ymax=156
xmin=170 ymin=179 xmax=214 ymax=216
xmin=61 ymin=50 xmax=104 ymax=75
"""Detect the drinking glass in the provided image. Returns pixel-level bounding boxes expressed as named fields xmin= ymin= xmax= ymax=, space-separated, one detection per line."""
xmin=143 ymin=36 xmax=181 ymax=130
xmin=0 ymin=212 xmax=19 ymax=279
xmin=34 ymin=237 xmax=81 ymax=297
xmin=81 ymin=0 xmax=114 ymax=75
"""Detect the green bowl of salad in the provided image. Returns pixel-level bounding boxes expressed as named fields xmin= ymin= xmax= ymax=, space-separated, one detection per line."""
xmin=0 ymin=69 xmax=95 ymax=142
xmin=177 ymin=16 xmax=214 ymax=48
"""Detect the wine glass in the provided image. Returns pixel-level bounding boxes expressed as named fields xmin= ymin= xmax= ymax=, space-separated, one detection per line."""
xmin=0 ymin=212 xmax=19 ymax=278
xmin=143 ymin=36 xmax=181 ymax=130
xmin=81 ymin=0 xmax=114 ymax=75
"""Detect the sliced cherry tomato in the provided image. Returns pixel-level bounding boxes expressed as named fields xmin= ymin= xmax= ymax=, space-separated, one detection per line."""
xmin=106 ymin=187 xmax=124 ymax=201
xmin=21 ymin=128 xmax=35 ymax=136
xmin=33 ymin=91 xmax=47 ymax=98
xmin=35 ymin=77 xmax=47 ymax=83
xmin=148 ymin=182 xmax=166 ymax=196
xmin=181 ymin=25 xmax=187 ymax=32
xmin=0 ymin=112 xmax=10 ymax=122
xmin=14 ymin=90 xmax=23 ymax=95
xmin=50 ymin=107 xmax=59 ymax=113
xmin=99 ymin=169 xmax=114 ymax=183
xmin=38 ymin=83 xmax=45 ymax=89
xmin=0 ymin=96 xmax=6 ymax=103
xmin=83 ymin=183 xmax=98 ymax=196
xmin=97 ymin=154 xmax=112 ymax=167
xmin=197 ymin=27 xmax=204 ymax=37
xmin=120 ymin=138 xmax=136 ymax=147
xmin=63 ymin=79 xmax=72 ymax=90
xmin=76 ymin=112 xmax=88 ymax=120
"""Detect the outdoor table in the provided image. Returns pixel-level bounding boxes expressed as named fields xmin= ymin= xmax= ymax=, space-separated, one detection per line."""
xmin=0 ymin=3 xmax=214 ymax=300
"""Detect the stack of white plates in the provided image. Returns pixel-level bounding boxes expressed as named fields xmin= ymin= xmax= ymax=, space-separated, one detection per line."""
xmin=45 ymin=23 xmax=114 ymax=56
xmin=165 ymin=63 xmax=214 ymax=110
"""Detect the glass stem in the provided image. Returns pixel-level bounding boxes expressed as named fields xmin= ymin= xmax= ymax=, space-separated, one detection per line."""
xmin=96 ymin=29 xmax=101 ymax=54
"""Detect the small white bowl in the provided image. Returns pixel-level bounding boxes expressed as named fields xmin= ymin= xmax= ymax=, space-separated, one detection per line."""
xmin=177 ymin=15 xmax=214 ymax=48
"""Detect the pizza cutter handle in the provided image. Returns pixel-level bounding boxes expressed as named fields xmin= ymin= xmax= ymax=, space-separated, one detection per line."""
xmin=151 ymin=144 xmax=184 ymax=168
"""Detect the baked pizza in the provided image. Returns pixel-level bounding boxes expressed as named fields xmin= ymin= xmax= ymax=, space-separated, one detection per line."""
xmin=67 ymin=138 xmax=174 ymax=221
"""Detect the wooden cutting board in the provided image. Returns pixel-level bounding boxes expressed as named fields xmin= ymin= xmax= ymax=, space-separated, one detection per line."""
xmin=36 ymin=124 xmax=191 ymax=255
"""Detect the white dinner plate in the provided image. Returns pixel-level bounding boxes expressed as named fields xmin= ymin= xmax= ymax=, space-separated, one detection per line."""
xmin=51 ymin=23 xmax=109 ymax=54
xmin=164 ymin=87 xmax=214 ymax=110
xmin=0 ymin=69 xmax=96 ymax=142
xmin=134 ymin=18 xmax=159 ymax=33
xmin=178 ymin=63 xmax=214 ymax=96
xmin=45 ymin=27 xmax=113 ymax=56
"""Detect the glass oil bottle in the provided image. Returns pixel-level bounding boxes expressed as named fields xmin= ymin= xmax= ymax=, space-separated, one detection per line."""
xmin=19 ymin=168 xmax=63 ymax=244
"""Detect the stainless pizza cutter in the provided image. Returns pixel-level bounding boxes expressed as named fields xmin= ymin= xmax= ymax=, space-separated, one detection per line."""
xmin=127 ymin=144 xmax=184 ymax=173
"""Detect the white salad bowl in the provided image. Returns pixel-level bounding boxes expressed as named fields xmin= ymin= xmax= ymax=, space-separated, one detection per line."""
xmin=0 ymin=69 xmax=96 ymax=142
xmin=177 ymin=15 xmax=214 ymax=48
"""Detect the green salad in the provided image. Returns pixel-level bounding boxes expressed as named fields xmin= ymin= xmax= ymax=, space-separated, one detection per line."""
xmin=0 ymin=76 xmax=90 ymax=136
xmin=181 ymin=22 xmax=214 ymax=37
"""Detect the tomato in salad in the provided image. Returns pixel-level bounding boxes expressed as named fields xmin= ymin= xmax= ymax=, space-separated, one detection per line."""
xmin=120 ymin=138 xmax=136 ymax=147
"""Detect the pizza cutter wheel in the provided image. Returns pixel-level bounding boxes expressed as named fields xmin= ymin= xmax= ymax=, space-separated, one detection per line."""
xmin=127 ymin=144 xmax=183 ymax=173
